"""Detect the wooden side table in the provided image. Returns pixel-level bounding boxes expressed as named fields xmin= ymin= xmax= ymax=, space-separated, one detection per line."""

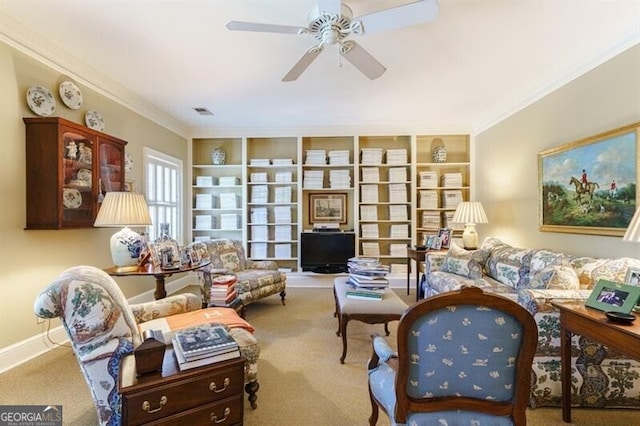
xmin=551 ymin=301 xmax=640 ymax=423
xmin=406 ymin=248 xmax=427 ymax=301
xmin=119 ymin=348 xmax=244 ymax=425
xmin=105 ymin=260 xmax=210 ymax=300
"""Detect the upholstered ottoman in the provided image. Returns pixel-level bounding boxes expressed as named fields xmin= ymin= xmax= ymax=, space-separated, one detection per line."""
xmin=333 ymin=277 xmax=408 ymax=364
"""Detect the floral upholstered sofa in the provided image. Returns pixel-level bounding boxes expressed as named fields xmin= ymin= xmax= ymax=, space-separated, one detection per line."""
xmin=421 ymin=237 xmax=640 ymax=409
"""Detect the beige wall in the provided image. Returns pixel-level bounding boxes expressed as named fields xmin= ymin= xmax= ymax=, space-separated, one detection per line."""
xmin=475 ymin=44 xmax=640 ymax=259
xmin=0 ymin=42 xmax=188 ymax=348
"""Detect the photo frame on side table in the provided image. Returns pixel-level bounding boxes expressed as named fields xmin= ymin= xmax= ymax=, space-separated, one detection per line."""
xmin=625 ymin=267 xmax=640 ymax=286
xmin=585 ymin=279 xmax=640 ymax=314
xmin=310 ymin=193 xmax=347 ymax=223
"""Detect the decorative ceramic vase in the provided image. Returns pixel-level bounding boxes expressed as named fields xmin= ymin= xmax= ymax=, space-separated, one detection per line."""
xmin=211 ymin=148 xmax=226 ymax=165
xmin=432 ymin=146 xmax=447 ymax=163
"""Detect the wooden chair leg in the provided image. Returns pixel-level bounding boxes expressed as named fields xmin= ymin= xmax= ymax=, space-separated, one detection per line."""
xmin=245 ymin=380 xmax=259 ymax=409
xmin=279 ymin=290 xmax=286 ymax=305
xmin=368 ymin=384 xmax=379 ymax=425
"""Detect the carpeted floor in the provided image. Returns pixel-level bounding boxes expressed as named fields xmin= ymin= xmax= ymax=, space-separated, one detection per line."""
xmin=1 ymin=286 xmax=638 ymax=425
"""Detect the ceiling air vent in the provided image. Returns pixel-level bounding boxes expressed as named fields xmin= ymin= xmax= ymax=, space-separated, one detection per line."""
xmin=193 ymin=107 xmax=213 ymax=116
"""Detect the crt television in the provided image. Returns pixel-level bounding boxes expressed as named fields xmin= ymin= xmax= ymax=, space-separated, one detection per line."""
xmin=301 ymin=232 xmax=355 ymax=273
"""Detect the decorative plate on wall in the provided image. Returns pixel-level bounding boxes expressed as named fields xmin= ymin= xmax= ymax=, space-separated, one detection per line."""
xmin=125 ymin=153 xmax=134 ymax=172
xmin=59 ymin=81 xmax=83 ymax=110
xmin=85 ymin=109 xmax=105 ymax=132
xmin=26 ymin=85 xmax=56 ymax=116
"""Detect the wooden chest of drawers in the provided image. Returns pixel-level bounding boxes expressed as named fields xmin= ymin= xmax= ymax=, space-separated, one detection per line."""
xmin=119 ymin=348 xmax=244 ymax=425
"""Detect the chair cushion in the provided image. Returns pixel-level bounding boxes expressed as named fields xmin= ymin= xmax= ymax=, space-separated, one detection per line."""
xmin=442 ymin=242 xmax=490 ymax=279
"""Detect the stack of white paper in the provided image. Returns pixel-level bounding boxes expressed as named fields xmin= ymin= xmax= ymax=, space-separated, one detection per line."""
xmin=361 ymin=167 xmax=380 ymax=183
xmin=389 ymin=205 xmax=408 ymax=221
xmin=385 ymin=149 xmax=407 ymax=165
xmin=441 ymin=172 xmax=463 ymax=187
xmin=388 ymin=183 xmax=407 ymax=203
xmin=422 ymin=211 xmax=441 ymax=229
xmin=419 ymin=171 xmax=438 ymax=188
xmin=442 ymin=190 xmax=463 ymax=209
xmin=360 ymin=205 xmax=378 ymax=221
xmin=251 ymin=243 xmax=267 ymax=258
xmin=390 ymin=224 xmax=409 ymax=238
xmin=195 ymin=194 xmax=212 ymax=209
xmin=419 ymin=190 xmax=438 ymax=208
xmin=275 ymin=171 xmax=292 ymax=183
xmin=251 ymin=225 xmax=268 ymax=241
xmin=219 ymin=193 xmax=238 ymax=209
xmin=360 ymin=148 xmax=384 ymax=165
xmin=274 ymin=186 xmax=292 ymax=203
xmin=274 ymin=206 xmax=292 ymax=224
xmin=220 ymin=214 xmax=239 ymax=230
xmin=251 ymin=185 xmax=269 ymax=203
xmin=272 ymin=158 xmax=294 ymax=166
xmin=195 ymin=176 xmax=215 ymax=186
xmin=219 ymin=176 xmax=239 ymax=186
xmin=390 ymin=263 xmax=409 ymax=274
xmin=250 ymin=207 xmax=268 ymax=224
xmin=329 ymin=169 xmax=351 ymax=188
xmin=195 ymin=215 xmax=212 ymax=230
xmin=388 ymin=167 xmax=407 ymax=182
xmin=274 ymin=243 xmax=291 ymax=258
xmin=274 ymin=225 xmax=292 ymax=241
xmin=328 ymin=150 xmax=350 ymax=165
xmin=361 ymin=223 xmax=379 ymax=238
xmin=360 ymin=185 xmax=379 ymax=203
xmin=250 ymin=159 xmax=270 ymax=166
xmin=250 ymin=172 xmax=268 ymax=183
xmin=389 ymin=244 xmax=407 ymax=257
xmin=303 ymin=170 xmax=324 ymax=189
xmin=305 ymin=150 xmax=326 ymax=165
xmin=361 ymin=242 xmax=380 ymax=257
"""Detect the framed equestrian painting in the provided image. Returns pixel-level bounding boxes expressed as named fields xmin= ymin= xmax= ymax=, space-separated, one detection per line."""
xmin=538 ymin=121 xmax=639 ymax=236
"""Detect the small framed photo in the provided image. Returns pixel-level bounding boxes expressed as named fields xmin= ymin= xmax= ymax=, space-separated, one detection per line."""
xmin=625 ymin=267 xmax=640 ymax=286
xmin=585 ymin=279 xmax=640 ymax=314
xmin=438 ymin=228 xmax=451 ymax=249
xmin=147 ymin=242 xmax=161 ymax=267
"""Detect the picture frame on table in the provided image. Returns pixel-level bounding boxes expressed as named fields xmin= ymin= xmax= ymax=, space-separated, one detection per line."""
xmin=310 ymin=193 xmax=347 ymax=224
xmin=147 ymin=242 xmax=161 ymax=267
xmin=538 ymin=121 xmax=639 ymax=237
xmin=625 ymin=267 xmax=640 ymax=286
xmin=585 ymin=279 xmax=640 ymax=314
xmin=438 ymin=228 xmax=451 ymax=249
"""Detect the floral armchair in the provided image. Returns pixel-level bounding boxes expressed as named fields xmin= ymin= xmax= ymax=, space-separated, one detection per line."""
xmin=33 ymin=265 xmax=262 ymax=425
xmin=367 ymin=286 xmax=538 ymax=426
xmin=199 ymin=239 xmax=287 ymax=307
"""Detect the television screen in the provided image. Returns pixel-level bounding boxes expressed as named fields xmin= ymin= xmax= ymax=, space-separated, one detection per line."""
xmin=301 ymin=232 xmax=355 ymax=273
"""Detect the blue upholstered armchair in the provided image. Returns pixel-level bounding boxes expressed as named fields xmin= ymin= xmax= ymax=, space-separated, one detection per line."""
xmin=33 ymin=266 xmax=203 ymax=425
xmin=367 ymin=286 xmax=538 ymax=426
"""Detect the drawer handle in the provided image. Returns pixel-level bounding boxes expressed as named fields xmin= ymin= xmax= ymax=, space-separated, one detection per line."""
xmin=210 ymin=407 xmax=231 ymax=424
xmin=209 ymin=377 xmax=230 ymax=393
xmin=141 ymin=395 xmax=167 ymax=414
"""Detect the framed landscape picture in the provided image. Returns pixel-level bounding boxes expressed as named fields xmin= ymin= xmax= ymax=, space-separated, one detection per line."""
xmin=538 ymin=122 xmax=639 ymax=236
xmin=310 ymin=193 xmax=347 ymax=223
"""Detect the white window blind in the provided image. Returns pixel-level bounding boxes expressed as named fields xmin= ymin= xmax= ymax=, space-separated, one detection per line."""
xmin=143 ymin=148 xmax=183 ymax=243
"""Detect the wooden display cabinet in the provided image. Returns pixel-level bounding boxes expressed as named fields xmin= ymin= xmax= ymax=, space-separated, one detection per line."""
xmin=23 ymin=117 xmax=126 ymax=229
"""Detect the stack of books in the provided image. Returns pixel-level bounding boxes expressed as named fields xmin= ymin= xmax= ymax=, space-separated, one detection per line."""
xmin=305 ymin=150 xmax=327 ymax=165
xmin=385 ymin=148 xmax=407 ymax=165
xmin=172 ymin=323 xmax=240 ymax=371
xmin=360 ymin=148 xmax=384 ymax=165
xmin=328 ymin=150 xmax=350 ymax=165
xmin=208 ymin=275 xmax=240 ymax=309
xmin=329 ymin=169 xmax=351 ymax=188
xmin=345 ymin=257 xmax=391 ymax=301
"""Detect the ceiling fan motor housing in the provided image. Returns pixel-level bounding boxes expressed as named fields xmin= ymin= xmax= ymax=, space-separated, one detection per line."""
xmin=308 ymin=4 xmax=355 ymax=45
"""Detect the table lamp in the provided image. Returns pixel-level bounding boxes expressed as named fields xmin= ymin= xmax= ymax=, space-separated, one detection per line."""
xmin=623 ymin=207 xmax=640 ymax=243
xmin=94 ymin=192 xmax=152 ymax=272
xmin=452 ymin=201 xmax=488 ymax=250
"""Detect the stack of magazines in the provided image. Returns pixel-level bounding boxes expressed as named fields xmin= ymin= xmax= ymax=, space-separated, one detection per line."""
xmin=345 ymin=257 xmax=390 ymax=301
xmin=172 ymin=323 xmax=240 ymax=371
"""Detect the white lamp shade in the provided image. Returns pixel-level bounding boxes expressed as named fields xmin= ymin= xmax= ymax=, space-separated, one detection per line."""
xmin=94 ymin=192 xmax=152 ymax=270
xmin=623 ymin=207 xmax=640 ymax=242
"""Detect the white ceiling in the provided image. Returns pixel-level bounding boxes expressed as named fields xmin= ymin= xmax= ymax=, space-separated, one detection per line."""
xmin=2 ymin=1 xmax=639 ymax=136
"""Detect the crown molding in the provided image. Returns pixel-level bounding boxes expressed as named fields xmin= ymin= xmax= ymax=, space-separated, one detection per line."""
xmin=0 ymin=12 xmax=189 ymax=138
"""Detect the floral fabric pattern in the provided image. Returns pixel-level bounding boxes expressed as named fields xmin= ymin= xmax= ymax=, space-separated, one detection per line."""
xmin=422 ymin=238 xmax=640 ymax=410
xmin=442 ymin=242 xmax=490 ymax=279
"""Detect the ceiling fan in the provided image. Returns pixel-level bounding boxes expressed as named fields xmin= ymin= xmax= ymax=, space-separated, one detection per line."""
xmin=226 ymin=0 xmax=439 ymax=82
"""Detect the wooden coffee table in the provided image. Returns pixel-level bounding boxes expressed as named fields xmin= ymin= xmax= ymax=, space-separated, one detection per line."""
xmin=551 ymin=301 xmax=640 ymax=423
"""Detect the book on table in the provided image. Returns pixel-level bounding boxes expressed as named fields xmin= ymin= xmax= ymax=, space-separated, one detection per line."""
xmin=346 ymin=286 xmax=385 ymax=301
xmin=173 ymin=323 xmax=239 ymax=360
xmin=172 ymin=337 xmax=241 ymax=371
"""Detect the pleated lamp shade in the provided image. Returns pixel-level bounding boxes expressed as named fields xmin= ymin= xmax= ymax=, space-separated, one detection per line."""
xmin=452 ymin=201 xmax=488 ymax=250
xmin=623 ymin=208 xmax=640 ymax=242
xmin=95 ymin=192 xmax=152 ymax=271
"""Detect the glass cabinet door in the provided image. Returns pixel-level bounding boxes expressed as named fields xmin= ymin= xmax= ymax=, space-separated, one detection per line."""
xmin=99 ymin=140 xmax=124 ymax=193
xmin=62 ymin=130 xmax=95 ymax=224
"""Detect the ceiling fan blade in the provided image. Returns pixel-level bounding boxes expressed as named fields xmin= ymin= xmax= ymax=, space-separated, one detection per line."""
xmin=282 ymin=47 xmax=324 ymax=82
xmin=353 ymin=0 xmax=439 ymax=35
xmin=316 ymin=0 xmax=342 ymax=15
xmin=340 ymin=41 xmax=386 ymax=80
xmin=226 ymin=21 xmax=305 ymax=35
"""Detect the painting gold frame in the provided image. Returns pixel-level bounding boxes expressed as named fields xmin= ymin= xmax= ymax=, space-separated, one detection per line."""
xmin=538 ymin=122 xmax=639 ymax=236
xmin=310 ymin=193 xmax=347 ymax=223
